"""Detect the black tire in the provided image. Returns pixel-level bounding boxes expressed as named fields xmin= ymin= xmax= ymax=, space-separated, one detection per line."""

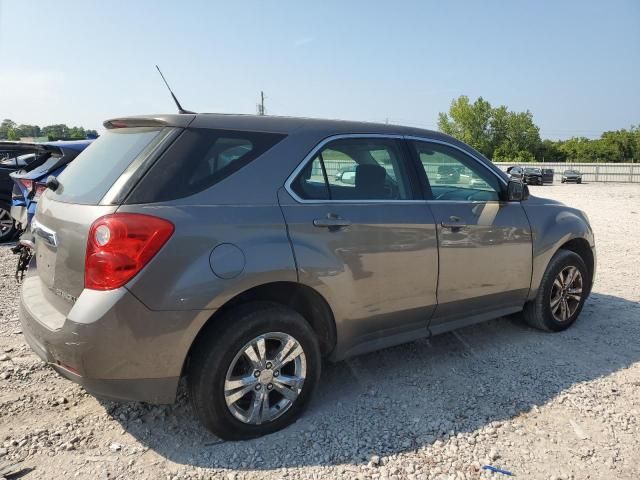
xmin=0 ymin=201 xmax=17 ymax=243
xmin=188 ymin=302 xmax=321 ymax=440
xmin=577 ymin=179 xmax=582 ymax=184
xmin=523 ymin=250 xmax=589 ymax=332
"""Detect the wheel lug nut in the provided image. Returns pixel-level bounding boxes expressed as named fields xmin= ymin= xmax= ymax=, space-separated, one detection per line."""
xmin=254 ymin=370 xmax=260 ymax=378
xmin=255 ymin=384 xmax=262 ymax=390
xmin=273 ymin=371 xmax=279 ymax=377
xmin=267 ymin=383 xmax=273 ymax=390
xmin=266 ymin=362 xmax=272 ymax=369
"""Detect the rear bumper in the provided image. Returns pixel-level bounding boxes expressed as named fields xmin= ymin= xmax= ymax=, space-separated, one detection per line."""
xmin=19 ymin=273 xmax=206 ymax=404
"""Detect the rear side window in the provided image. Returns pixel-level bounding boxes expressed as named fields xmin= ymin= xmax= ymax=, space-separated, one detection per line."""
xmin=53 ymin=127 xmax=171 ymax=204
xmin=127 ymin=128 xmax=286 ymax=203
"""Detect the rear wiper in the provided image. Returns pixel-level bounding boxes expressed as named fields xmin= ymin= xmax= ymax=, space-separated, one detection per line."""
xmin=46 ymin=175 xmax=61 ymax=191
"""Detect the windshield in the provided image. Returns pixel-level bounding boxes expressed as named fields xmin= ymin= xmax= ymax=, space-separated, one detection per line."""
xmin=565 ymin=170 xmax=579 ymax=174
xmin=524 ymin=168 xmax=541 ymax=173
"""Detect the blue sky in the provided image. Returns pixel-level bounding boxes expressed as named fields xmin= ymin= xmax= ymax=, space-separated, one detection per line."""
xmin=0 ymin=0 xmax=638 ymax=138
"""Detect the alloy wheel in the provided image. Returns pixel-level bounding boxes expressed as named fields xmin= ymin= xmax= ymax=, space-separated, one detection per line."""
xmin=224 ymin=332 xmax=307 ymax=425
xmin=550 ymin=265 xmax=583 ymax=322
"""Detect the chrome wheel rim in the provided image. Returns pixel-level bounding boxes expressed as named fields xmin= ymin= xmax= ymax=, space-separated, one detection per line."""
xmin=550 ymin=266 xmax=583 ymax=322
xmin=224 ymin=332 xmax=307 ymax=425
xmin=0 ymin=208 xmax=15 ymax=239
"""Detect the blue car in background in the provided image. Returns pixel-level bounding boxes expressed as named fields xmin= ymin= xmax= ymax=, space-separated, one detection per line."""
xmin=9 ymin=140 xmax=92 ymax=234
xmin=1 ymin=143 xmax=44 ymax=242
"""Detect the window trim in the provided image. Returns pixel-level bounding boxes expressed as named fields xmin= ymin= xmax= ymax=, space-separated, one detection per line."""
xmin=285 ymin=134 xmax=508 ymax=204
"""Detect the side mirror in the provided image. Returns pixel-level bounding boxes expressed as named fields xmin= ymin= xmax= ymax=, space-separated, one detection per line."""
xmin=506 ymin=179 xmax=529 ymax=201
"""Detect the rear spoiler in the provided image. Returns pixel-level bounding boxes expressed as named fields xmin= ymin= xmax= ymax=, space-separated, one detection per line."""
xmin=103 ymin=114 xmax=195 ymax=130
xmin=0 ymin=141 xmax=48 ymax=154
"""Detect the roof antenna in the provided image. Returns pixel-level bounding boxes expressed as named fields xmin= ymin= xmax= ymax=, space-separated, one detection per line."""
xmin=155 ymin=65 xmax=195 ymax=114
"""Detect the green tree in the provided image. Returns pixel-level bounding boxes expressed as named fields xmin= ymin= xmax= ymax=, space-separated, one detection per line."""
xmin=68 ymin=126 xmax=87 ymax=139
xmin=438 ymin=96 xmax=493 ymax=157
xmin=537 ymin=139 xmax=566 ymax=163
xmin=42 ymin=124 xmax=71 ymax=140
xmin=0 ymin=119 xmax=17 ymax=140
xmin=438 ymin=96 xmax=541 ymax=161
xmin=15 ymin=124 xmax=42 ymax=138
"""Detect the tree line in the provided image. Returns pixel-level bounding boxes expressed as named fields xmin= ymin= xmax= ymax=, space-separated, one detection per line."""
xmin=438 ymin=96 xmax=640 ymax=163
xmin=0 ymin=119 xmax=98 ymax=141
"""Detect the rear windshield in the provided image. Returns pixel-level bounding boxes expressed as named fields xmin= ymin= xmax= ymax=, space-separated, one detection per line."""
xmin=52 ymin=127 xmax=172 ymax=204
xmin=126 ymin=128 xmax=286 ymax=203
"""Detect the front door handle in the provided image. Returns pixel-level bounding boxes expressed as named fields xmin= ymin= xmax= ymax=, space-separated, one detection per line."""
xmin=441 ymin=216 xmax=467 ymax=229
xmin=313 ymin=217 xmax=351 ymax=229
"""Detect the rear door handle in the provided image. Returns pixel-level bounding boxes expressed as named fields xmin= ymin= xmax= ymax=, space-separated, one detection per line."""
xmin=313 ymin=218 xmax=352 ymax=229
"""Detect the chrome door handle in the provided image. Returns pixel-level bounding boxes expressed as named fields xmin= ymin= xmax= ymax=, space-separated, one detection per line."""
xmin=441 ymin=222 xmax=468 ymax=229
xmin=441 ymin=216 xmax=467 ymax=229
xmin=313 ymin=218 xmax=352 ymax=229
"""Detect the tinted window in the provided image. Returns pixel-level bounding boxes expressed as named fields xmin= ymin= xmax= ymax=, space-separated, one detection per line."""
xmin=53 ymin=127 xmax=171 ymax=204
xmin=291 ymin=138 xmax=413 ymax=201
xmin=410 ymin=141 xmax=502 ymax=201
xmin=127 ymin=128 xmax=286 ymax=203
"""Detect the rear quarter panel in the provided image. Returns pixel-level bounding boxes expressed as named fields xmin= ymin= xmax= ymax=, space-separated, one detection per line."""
xmin=121 ymin=203 xmax=297 ymax=312
xmin=523 ymin=196 xmax=595 ymax=300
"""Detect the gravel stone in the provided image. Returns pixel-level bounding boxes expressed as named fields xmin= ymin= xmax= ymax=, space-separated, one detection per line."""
xmin=0 ymin=183 xmax=639 ymax=479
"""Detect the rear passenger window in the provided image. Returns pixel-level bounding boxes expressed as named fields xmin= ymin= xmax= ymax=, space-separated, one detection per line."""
xmin=127 ymin=128 xmax=285 ymax=203
xmin=290 ymin=138 xmax=414 ymax=201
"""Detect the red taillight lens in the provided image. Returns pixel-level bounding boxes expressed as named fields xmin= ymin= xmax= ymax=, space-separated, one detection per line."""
xmin=85 ymin=213 xmax=174 ymax=290
xmin=19 ymin=179 xmax=33 ymax=191
xmin=33 ymin=182 xmax=47 ymax=200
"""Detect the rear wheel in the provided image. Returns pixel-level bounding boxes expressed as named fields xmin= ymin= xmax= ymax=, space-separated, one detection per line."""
xmin=523 ymin=250 xmax=588 ymax=332
xmin=188 ymin=302 xmax=321 ymax=440
xmin=577 ymin=179 xmax=582 ymax=184
xmin=0 ymin=201 xmax=17 ymax=243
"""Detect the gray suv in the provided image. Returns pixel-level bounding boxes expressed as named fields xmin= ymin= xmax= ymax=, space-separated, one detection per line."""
xmin=20 ymin=114 xmax=595 ymax=439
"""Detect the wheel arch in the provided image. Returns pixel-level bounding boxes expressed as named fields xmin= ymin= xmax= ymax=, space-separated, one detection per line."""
xmin=183 ymin=281 xmax=337 ymax=374
xmin=557 ymin=237 xmax=594 ymax=296
xmin=525 ymin=202 xmax=595 ymax=302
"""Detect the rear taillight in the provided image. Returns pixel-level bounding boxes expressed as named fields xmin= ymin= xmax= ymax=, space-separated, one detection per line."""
xmin=85 ymin=213 xmax=174 ymax=291
xmin=19 ymin=179 xmax=33 ymax=192
xmin=33 ymin=182 xmax=47 ymax=200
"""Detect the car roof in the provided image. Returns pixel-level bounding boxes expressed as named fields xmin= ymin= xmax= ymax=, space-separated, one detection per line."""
xmin=0 ymin=139 xmax=93 ymax=153
xmin=104 ymin=112 xmax=451 ymax=138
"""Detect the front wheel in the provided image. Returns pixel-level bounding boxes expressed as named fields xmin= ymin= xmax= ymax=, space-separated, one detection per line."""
xmin=188 ymin=302 xmax=321 ymax=440
xmin=523 ymin=250 xmax=589 ymax=332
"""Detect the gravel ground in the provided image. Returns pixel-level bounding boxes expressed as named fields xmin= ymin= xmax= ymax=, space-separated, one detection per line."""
xmin=1 ymin=182 xmax=639 ymax=480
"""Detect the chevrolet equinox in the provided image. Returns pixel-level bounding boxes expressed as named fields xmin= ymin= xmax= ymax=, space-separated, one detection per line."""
xmin=20 ymin=114 xmax=596 ymax=439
